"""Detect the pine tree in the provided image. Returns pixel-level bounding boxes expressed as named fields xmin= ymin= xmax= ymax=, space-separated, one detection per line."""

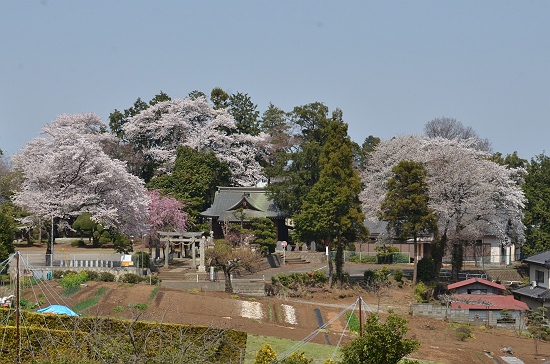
xmin=378 ymin=160 xmax=437 ymax=285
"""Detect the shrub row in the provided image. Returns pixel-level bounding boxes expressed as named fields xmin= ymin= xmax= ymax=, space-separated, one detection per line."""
xmin=0 ymin=309 xmax=246 ymax=364
xmin=52 ymin=270 xmax=160 ymax=285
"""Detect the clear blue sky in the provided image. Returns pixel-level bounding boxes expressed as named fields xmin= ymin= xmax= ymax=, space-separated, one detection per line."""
xmin=1 ymin=1 xmax=548 ymax=160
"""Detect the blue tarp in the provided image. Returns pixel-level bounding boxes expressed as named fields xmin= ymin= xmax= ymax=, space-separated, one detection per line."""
xmin=36 ymin=305 xmax=79 ymax=316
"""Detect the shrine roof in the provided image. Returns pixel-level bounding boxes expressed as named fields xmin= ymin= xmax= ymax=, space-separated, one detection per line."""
xmin=201 ymin=187 xmax=285 ymax=221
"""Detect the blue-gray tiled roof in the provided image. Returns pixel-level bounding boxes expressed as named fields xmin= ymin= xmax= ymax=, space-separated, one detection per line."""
xmin=201 ymin=187 xmax=285 ymax=222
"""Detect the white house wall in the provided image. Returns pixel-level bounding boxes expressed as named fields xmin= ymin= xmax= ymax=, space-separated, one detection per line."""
xmin=529 ymin=265 xmax=550 ymax=290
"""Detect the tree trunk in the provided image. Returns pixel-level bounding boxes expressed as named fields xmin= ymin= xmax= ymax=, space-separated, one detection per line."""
xmin=451 ymin=242 xmax=463 ymax=280
xmin=412 ymin=235 xmax=418 ymax=286
xmin=432 ymin=232 xmax=447 ymax=278
xmin=336 ymin=239 xmax=344 ymax=287
xmin=223 ymin=267 xmax=233 ymax=293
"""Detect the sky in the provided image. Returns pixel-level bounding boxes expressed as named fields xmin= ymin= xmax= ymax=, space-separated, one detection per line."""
xmin=1 ymin=1 xmax=549 ymax=160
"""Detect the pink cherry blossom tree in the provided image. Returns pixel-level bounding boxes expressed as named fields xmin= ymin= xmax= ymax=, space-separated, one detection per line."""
xmin=123 ymin=96 xmax=267 ymax=186
xmin=12 ymin=113 xmax=150 ymax=260
xmin=145 ymin=189 xmax=188 ymax=258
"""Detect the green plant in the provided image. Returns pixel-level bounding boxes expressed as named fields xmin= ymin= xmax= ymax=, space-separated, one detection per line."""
xmin=417 ymin=257 xmax=436 ymax=282
xmin=133 ymin=303 xmax=148 ymax=311
xmin=59 ymin=270 xmax=89 ymax=288
xmin=455 ymin=325 xmax=473 ymax=341
xmin=254 ymin=343 xmax=277 ymax=364
xmin=393 ymin=269 xmax=404 ymax=282
xmin=281 ymin=352 xmax=313 ymax=363
xmin=119 ymin=273 xmax=142 ymax=284
xmin=113 ymin=306 xmax=124 ymax=313
xmin=345 ymin=312 xmax=360 ymax=333
xmin=413 ymin=282 xmax=431 ymax=303
xmin=149 ymin=287 xmax=159 ymax=304
xmin=98 ymin=272 xmax=115 ymax=282
xmin=61 ymin=285 xmax=81 ymax=296
xmin=339 ymin=312 xmax=420 ymax=364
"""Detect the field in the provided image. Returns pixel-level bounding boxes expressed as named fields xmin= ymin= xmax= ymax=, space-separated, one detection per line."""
xmin=12 ymin=242 xmax=550 ymax=364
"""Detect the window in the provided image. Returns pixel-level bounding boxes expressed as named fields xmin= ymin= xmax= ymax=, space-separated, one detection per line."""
xmin=535 ymin=270 xmax=545 ymax=284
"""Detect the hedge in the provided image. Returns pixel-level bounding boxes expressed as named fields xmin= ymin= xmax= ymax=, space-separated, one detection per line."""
xmin=0 ymin=308 xmax=246 ymax=363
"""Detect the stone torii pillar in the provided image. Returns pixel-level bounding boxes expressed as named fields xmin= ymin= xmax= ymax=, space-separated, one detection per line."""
xmin=191 ymin=237 xmax=196 ymax=269
xmin=198 ymin=236 xmax=206 ymax=272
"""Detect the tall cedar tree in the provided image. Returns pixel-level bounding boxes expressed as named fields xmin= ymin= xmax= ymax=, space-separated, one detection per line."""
xmin=266 ymin=102 xmax=329 ymax=217
xmin=378 ymin=160 xmax=437 ymax=285
xmin=295 ymin=111 xmax=367 ymax=287
xmin=523 ymin=153 xmax=550 ymax=255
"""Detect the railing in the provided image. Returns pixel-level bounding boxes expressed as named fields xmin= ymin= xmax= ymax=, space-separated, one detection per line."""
xmin=330 ymin=251 xmax=411 ymax=264
xmin=443 ymin=253 xmax=523 ymax=266
xmin=20 ymin=253 xmax=130 ymax=268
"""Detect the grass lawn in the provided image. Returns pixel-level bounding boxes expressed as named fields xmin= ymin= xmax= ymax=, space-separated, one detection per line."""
xmin=245 ymin=334 xmax=443 ymax=364
xmin=245 ymin=334 xmax=340 ymax=364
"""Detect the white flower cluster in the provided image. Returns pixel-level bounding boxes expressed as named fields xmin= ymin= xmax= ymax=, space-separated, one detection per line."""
xmin=360 ymin=135 xmax=526 ymax=244
xmin=13 ymin=113 xmax=149 ymax=235
xmin=124 ymin=96 xmax=267 ymax=186
xmin=240 ymin=301 xmax=263 ymax=320
xmin=281 ymin=304 xmax=298 ymax=325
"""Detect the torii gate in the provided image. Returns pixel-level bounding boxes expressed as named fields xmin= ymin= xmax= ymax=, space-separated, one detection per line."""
xmin=158 ymin=231 xmax=206 ymax=272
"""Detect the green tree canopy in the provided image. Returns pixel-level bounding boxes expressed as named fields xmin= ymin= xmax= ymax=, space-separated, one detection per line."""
xmin=0 ymin=203 xmax=15 ymax=262
xmin=146 ymin=146 xmax=232 ymax=226
xmin=378 ymin=160 xmax=437 ymax=285
xmin=295 ymin=112 xmax=366 ymax=286
xmin=523 ymin=153 xmax=550 ymax=255
xmin=339 ymin=312 xmax=420 ymax=364
xmin=227 ymin=92 xmax=260 ymax=135
xmin=267 ymin=102 xmax=330 ymax=217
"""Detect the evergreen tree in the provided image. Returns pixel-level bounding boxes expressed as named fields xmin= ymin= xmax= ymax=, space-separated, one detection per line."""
xmin=267 ymin=102 xmax=330 ymax=217
xmin=523 ymin=153 xmax=550 ymax=255
xmin=146 ymin=146 xmax=232 ymax=225
xmin=339 ymin=312 xmax=420 ymax=364
xmin=227 ymin=92 xmax=260 ymax=135
xmin=378 ymin=160 xmax=437 ymax=285
xmin=254 ymin=343 xmax=277 ymax=364
xmin=0 ymin=203 xmax=15 ymax=262
xmin=295 ymin=111 xmax=366 ymax=286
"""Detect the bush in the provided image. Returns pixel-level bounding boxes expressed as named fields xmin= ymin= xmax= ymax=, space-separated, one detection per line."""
xmin=149 ymin=276 xmax=161 ymax=285
xmin=456 ymin=325 xmax=473 ymax=341
xmin=348 ymin=255 xmax=376 ymax=263
xmin=393 ymin=269 xmax=404 ymax=282
xmin=59 ymin=271 xmax=89 ymax=288
xmin=363 ymin=269 xmax=376 ymax=283
xmin=119 ymin=273 xmax=142 ymax=284
xmin=84 ymin=270 xmax=99 ymax=281
xmin=281 ymin=352 xmax=313 ymax=364
xmin=98 ymin=272 xmax=115 ymax=282
xmin=413 ymin=281 xmax=432 ymax=303
xmin=133 ymin=252 xmax=150 ymax=268
xmin=254 ymin=343 xmax=277 ymax=364
xmin=417 ymin=257 xmax=436 ymax=282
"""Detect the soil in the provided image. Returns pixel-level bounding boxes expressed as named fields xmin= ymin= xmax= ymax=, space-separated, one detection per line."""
xmin=14 ymin=242 xmax=550 ymax=364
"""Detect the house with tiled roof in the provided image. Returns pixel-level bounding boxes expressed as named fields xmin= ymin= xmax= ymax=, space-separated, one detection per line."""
xmin=512 ymin=249 xmax=550 ymax=310
xmin=201 ymin=186 xmax=289 ymax=241
xmin=364 ymin=220 xmax=519 ymax=266
xmin=447 ymin=277 xmax=528 ymax=325
xmin=448 ymin=278 xmax=507 ymax=295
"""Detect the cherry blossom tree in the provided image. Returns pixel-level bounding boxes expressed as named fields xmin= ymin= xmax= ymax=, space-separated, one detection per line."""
xmin=12 ymin=114 xmax=150 ymax=259
xmin=145 ymin=189 xmax=188 ymax=257
xmin=123 ymin=96 xmax=267 ymax=186
xmin=360 ymin=135 xmax=526 ymax=275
